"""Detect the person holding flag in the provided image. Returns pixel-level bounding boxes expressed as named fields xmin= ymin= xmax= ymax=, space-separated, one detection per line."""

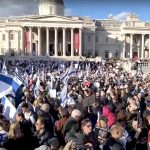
xmin=1 ymin=61 xmax=8 ymax=75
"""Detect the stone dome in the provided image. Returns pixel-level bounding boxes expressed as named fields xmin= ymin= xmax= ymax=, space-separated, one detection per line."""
xmin=39 ymin=0 xmax=64 ymax=5
xmin=39 ymin=0 xmax=64 ymax=16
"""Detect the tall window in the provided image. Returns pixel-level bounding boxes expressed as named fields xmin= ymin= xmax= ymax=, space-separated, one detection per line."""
xmin=88 ymin=36 xmax=91 ymax=43
xmin=95 ymin=50 xmax=98 ymax=57
xmin=106 ymin=37 xmax=108 ymax=43
xmin=1 ymin=48 xmax=5 ymax=55
xmin=2 ymin=34 xmax=5 ymax=41
xmin=10 ymin=34 xmax=14 ymax=40
xmin=133 ymin=38 xmax=137 ymax=44
xmin=116 ymin=37 xmax=118 ymax=43
xmin=105 ymin=51 xmax=109 ymax=58
xmin=95 ymin=36 xmax=99 ymax=43
xmin=50 ymin=6 xmax=53 ymax=14
xmin=115 ymin=51 xmax=119 ymax=58
xmin=32 ymin=33 xmax=34 ymax=40
xmin=18 ymin=32 xmax=21 ymax=40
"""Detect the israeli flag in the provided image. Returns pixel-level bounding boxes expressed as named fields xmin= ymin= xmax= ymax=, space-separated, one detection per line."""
xmin=1 ymin=96 xmax=17 ymax=121
xmin=23 ymin=71 xmax=29 ymax=87
xmin=60 ymin=69 xmax=69 ymax=82
xmin=50 ymin=75 xmax=55 ymax=89
xmin=31 ymin=65 xmax=34 ymax=74
xmin=60 ymin=83 xmax=68 ymax=108
xmin=86 ymin=63 xmax=90 ymax=76
xmin=34 ymin=77 xmax=40 ymax=98
xmin=14 ymin=66 xmax=22 ymax=81
xmin=59 ymin=77 xmax=69 ymax=108
xmin=15 ymin=67 xmax=19 ymax=76
xmin=60 ymin=67 xmax=76 ymax=84
xmin=1 ymin=62 xmax=8 ymax=75
xmin=0 ymin=74 xmax=22 ymax=99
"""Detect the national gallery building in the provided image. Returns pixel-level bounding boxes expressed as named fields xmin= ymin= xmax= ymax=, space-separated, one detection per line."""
xmin=0 ymin=0 xmax=150 ymax=59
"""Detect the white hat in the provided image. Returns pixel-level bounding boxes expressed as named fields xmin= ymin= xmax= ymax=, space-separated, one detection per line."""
xmin=124 ymin=84 xmax=129 ymax=88
xmin=71 ymin=109 xmax=82 ymax=118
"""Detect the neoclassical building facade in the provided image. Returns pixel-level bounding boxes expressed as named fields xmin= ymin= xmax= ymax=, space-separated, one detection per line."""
xmin=0 ymin=0 xmax=150 ymax=59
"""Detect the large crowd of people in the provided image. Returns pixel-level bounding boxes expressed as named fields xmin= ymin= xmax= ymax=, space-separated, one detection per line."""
xmin=0 ymin=58 xmax=150 ymax=150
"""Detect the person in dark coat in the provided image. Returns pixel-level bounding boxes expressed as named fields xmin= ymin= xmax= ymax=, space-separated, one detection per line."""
xmin=143 ymin=99 xmax=150 ymax=119
xmin=55 ymin=109 xmax=69 ymax=146
xmin=36 ymin=103 xmax=54 ymax=136
xmin=34 ymin=117 xmax=53 ymax=148
xmin=16 ymin=112 xmax=33 ymax=136
xmin=63 ymin=109 xmax=82 ymax=135
xmin=103 ymin=124 xmax=124 ymax=150
xmin=65 ymin=118 xmax=99 ymax=150
xmin=2 ymin=122 xmax=31 ymax=150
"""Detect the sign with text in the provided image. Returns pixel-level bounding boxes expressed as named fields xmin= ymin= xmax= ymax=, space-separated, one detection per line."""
xmin=82 ymin=94 xmax=96 ymax=108
xmin=50 ymin=89 xmax=57 ymax=98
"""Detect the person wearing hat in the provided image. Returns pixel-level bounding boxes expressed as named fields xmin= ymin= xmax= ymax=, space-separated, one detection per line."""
xmin=63 ymin=109 xmax=82 ymax=136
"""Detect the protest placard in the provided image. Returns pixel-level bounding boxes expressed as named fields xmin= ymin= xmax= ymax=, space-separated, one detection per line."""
xmin=82 ymin=94 xmax=96 ymax=108
xmin=50 ymin=89 xmax=57 ymax=98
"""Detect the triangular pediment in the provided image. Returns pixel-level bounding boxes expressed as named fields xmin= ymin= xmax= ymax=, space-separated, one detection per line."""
xmin=20 ymin=15 xmax=83 ymax=23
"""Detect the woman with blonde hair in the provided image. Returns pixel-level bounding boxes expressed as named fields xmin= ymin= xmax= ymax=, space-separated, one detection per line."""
xmin=7 ymin=121 xmax=23 ymax=139
xmin=2 ymin=121 xmax=31 ymax=150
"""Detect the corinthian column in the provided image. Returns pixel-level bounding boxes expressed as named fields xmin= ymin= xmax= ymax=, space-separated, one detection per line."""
xmin=122 ymin=34 xmax=126 ymax=59
xmin=38 ymin=27 xmax=41 ymax=56
xmin=29 ymin=27 xmax=33 ymax=56
xmin=63 ymin=28 xmax=66 ymax=57
xmin=71 ymin=28 xmax=74 ymax=57
xmin=20 ymin=27 xmax=24 ymax=56
xmin=54 ymin=28 xmax=58 ymax=56
xmin=46 ymin=27 xmax=50 ymax=56
xmin=141 ymin=34 xmax=145 ymax=59
xmin=6 ymin=30 xmax=10 ymax=55
xmin=130 ymin=34 xmax=133 ymax=59
xmin=148 ymin=34 xmax=150 ymax=58
xmin=79 ymin=28 xmax=82 ymax=57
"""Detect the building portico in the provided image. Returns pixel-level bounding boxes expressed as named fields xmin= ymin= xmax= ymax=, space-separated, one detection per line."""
xmin=1 ymin=0 xmax=150 ymax=60
xmin=121 ymin=33 xmax=150 ymax=59
xmin=20 ymin=25 xmax=83 ymax=57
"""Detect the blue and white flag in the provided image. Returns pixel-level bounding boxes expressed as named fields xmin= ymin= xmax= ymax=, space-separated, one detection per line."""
xmin=34 ymin=77 xmax=40 ymax=98
xmin=0 ymin=74 xmax=22 ymax=99
xmin=23 ymin=71 xmax=29 ymax=87
xmin=86 ymin=63 xmax=90 ymax=76
xmin=60 ymin=67 xmax=76 ymax=84
xmin=31 ymin=65 xmax=34 ymax=74
xmin=60 ymin=83 xmax=68 ymax=108
xmin=2 ymin=62 xmax=8 ymax=75
xmin=15 ymin=67 xmax=19 ymax=76
xmin=1 ymin=96 xmax=17 ymax=121
xmin=50 ymin=75 xmax=55 ymax=89
xmin=60 ymin=69 xmax=69 ymax=81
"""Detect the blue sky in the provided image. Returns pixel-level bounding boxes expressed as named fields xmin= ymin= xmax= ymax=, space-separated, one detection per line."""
xmin=64 ymin=0 xmax=150 ymax=21
xmin=0 ymin=0 xmax=150 ymax=21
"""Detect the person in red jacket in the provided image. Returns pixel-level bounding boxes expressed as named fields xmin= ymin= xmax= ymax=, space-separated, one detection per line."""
xmin=102 ymin=105 xmax=117 ymax=128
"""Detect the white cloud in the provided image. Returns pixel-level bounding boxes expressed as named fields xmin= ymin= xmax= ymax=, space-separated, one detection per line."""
xmin=65 ymin=8 xmax=73 ymax=16
xmin=0 ymin=0 xmax=37 ymax=17
xmin=113 ymin=12 xmax=130 ymax=20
